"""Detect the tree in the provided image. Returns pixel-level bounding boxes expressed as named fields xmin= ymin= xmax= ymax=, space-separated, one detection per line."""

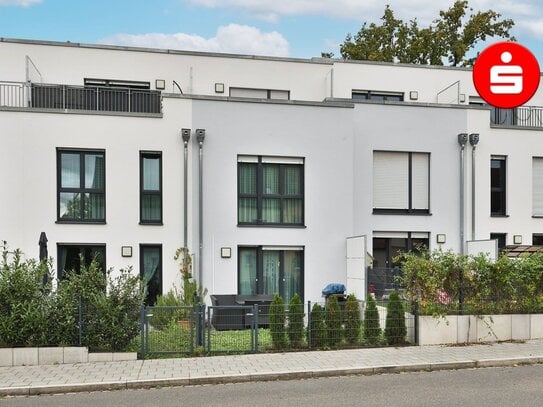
xmin=269 ymin=294 xmax=287 ymax=349
xmin=344 ymin=294 xmax=361 ymax=344
xmin=385 ymin=291 xmax=407 ymax=345
xmin=363 ymin=295 xmax=381 ymax=345
xmin=310 ymin=303 xmax=326 ymax=348
xmin=339 ymin=1 xmax=514 ymax=66
xmin=325 ymin=295 xmax=342 ymax=347
xmin=287 ymin=293 xmax=304 ymax=348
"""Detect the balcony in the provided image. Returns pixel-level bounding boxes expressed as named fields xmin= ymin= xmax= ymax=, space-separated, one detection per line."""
xmin=0 ymin=81 xmax=162 ymax=115
xmin=491 ymin=106 xmax=543 ymax=129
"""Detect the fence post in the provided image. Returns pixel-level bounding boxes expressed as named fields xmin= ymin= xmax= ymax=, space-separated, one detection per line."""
xmin=253 ymin=304 xmax=259 ymax=353
xmin=140 ymin=305 xmax=146 ymax=359
xmin=78 ymin=294 xmax=83 ymax=347
xmin=206 ymin=306 xmax=211 ymax=354
xmin=413 ymin=299 xmax=419 ymax=345
xmin=307 ymin=301 xmax=312 ymax=349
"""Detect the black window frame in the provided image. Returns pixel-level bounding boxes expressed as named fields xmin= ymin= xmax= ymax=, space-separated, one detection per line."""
xmin=491 ymin=156 xmax=507 ymax=216
xmin=56 ymin=148 xmax=106 ymax=223
xmin=140 ymin=151 xmax=163 ymax=225
xmin=57 ymin=243 xmax=106 ymax=280
xmin=490 ymin=233 xmax=507 ymax=251
xmin=372 ymin=151 xmax=430 ymax=215
xmin=533 ymin=234 xmax=543 ymax=245
xmin=237 ymin=246 xmax=304 ymax=302
xmin=352 ymin=90 xmax=404 ymax=102
xmin=140 ymin=244 xmax=163 ymax=306
xmin=237 ymin=156 xmax=305 ymax=227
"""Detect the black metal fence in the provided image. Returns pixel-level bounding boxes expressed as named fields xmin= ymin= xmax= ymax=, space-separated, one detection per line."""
xmin=139 ymin=299 xmax=417 ymax=358
xmin=367 ymin=266 xmax=404 ymax=300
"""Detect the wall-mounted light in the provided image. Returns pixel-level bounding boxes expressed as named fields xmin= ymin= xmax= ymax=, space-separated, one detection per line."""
xmin=215 ymin=83 xmax=225 ymax=93
xmin=121 ymin=246 xmax=133 ymax=257
xmin=459 ymin=94 xmax=466 ymax=103
xmin=155 ymin=79 xmax=165 ymax=90
xmin=458 ymin=133 xmax=468 ymax=147
xmin=409 ymin=91 xmax=418 ymax=101
xmin=436 ymin=234 xmax=446 ymax=244
xmin=221 ymin=247 xmax=231 ymax=258
xmin=513 ymin=235 xmax=523 ymax=245
xmin=469 ymin=133 xmax=479 ymax=146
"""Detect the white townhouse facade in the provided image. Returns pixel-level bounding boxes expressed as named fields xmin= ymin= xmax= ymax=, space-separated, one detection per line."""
xmin=1 ymin=38 xmax=543 ymax=303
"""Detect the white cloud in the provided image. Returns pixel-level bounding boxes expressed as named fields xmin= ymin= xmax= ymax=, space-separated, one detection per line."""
xmin=0 ymin=0 xmax=41 ymax=6
xmin=186 ymin=0 xmax=543 ymax=33
xmin=99 ymin=24 xmax=289 ymax=56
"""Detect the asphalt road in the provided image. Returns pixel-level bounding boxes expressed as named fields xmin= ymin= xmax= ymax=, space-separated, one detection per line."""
xmin=2 ymin=364 xmax=542 ymax=407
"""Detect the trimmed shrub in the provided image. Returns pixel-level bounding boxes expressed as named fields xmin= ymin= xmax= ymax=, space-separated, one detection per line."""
xmin=149 ymin=288 xmax=185 ymax=329
xmin=363 ymin=295 xmax=381 ymax=345
xmin=385 ymin=291 xmax=407 ymax=345
xmin=325 ymin=295 xmax=342 ymax=347
xmin=310 ymin=303 xmax=326 ymax=348
xmin=344 ymin=294 xmax=361 ymax=344
xmin=287 ymin=293 xmax=304 ymax=348
xmin=269 ymin=294 xmax=287 ymax=349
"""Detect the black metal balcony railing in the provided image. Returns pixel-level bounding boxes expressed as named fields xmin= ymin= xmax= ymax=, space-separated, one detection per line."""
xmin=491 ymin=106 xmax=543 ymax=128
xmin=0 ymin=81 xmax=162 ymax=114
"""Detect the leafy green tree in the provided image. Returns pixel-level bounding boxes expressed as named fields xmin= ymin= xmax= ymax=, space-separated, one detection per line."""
xmin=385 ymin=291 xmax=407 ymax=345
xmin=310 ymin=303 xmax=326 ymax=348
xmin=339 ymin=1 xmax=514 ymax=66
xmin=269 ymin=294 xmax=287 ymax=349
xmin=325 ymin=295 xmax=342 ymax=347
xmin=344 ymin=294 xmax=361 ymax=344
xmin=363 ymin=295 xmax=381 ymax=345
xmin=287 ymin=293 xmax=304 ymax=348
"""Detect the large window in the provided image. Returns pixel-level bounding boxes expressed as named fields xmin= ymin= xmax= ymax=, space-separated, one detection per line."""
xmin=491 ymin=156 xmax=506 ymax=216
xmin=238 ymin=246 xmax=303 ymax=304
xmin=140 ymin=152 xmax=162 ymax=224
xmin=57 ymin=149 xmax=105 ymax=222
xmin=490 ymin=233 xmax=507 ymax=251
xmin=373 ymin=151 xmax=429 ymax=214
xmin=533 ymin=157 xmax=543 ymax=216
xmin=57 ymin=244 xmax=105 ymax=279
xmin=238 ymin=156 xmax=304 ymax=226
xmin=140 ymin=245 xmax=162 ymax=305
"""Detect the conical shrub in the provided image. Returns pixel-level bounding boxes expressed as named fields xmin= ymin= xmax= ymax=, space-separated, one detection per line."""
xmin=344 ymin=294 xmax=361 ymax=344
xmin=363 ymin=295 xmax=381 ymax=345
xmin=385 ymin=291 xmax=407 ymax=345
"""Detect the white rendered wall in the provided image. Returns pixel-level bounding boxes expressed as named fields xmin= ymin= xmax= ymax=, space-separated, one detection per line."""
xmin=191 ymin=99 xmax=354 ymax=303
xmin=0 ymin=97 xmax=193 ymax=290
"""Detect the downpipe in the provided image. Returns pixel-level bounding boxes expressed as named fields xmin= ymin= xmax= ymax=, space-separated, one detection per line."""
xmin=196 ymin=129 xmax=206 ymax=288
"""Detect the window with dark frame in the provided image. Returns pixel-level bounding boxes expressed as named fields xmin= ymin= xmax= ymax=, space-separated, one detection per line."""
xmin=57 ymin=244 xmax=105 ymax=280
xmin=490 ymin=233 xmax=507 ymax=251
xmin=140 ymin=245 xmax=162 ymax=305
xmin=491 ymin=156 xmax=506 ymax=216
xmin=238 ymin=246 xmax=303 ymax=304
xmin=238 ymin=156 xmax=304 ymax=226
xmin=140 ymin=152 xmax=162 ymax=224
xmin=352 ymin=91 xmax=404 ymax=102
xmin=533 ymin=234 xmax=543 ymax=245
xmin=57 ymin=149 xmax=105 ymax=222
xmin=373 ymin=151 xmax=430 ymax=214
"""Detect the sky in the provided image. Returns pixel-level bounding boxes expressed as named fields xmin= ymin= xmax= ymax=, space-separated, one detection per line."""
xmin=1 ymin=0 xmax=543 ymax=63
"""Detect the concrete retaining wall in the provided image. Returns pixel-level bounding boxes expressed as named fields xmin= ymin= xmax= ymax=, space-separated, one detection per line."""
xmin=419 ymin=314 xmax=543 ymax=345
xmin=0 ymin=347 xmax=137 ymax=367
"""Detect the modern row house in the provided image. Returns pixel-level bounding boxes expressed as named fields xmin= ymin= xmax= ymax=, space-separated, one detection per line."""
xmin=1 ymin=38 xmax=542 ymax=304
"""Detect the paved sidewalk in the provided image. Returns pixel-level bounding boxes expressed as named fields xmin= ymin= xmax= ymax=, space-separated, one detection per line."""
xmin=1 ymin=340 xmax=543 ymax=396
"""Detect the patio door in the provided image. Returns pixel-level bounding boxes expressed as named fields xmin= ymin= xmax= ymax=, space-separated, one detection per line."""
xmin=372 ymin=232 xmax=429 ymax=268
xmin=238 ymin=246 xmax=303 ymax=303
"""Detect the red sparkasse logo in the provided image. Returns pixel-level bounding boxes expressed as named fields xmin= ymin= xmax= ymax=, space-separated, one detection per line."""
xmin=473 ymin=42 xmax=540 ymax=109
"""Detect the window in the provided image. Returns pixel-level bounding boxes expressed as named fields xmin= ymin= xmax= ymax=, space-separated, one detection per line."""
xmin=140 ymin=245 xmax=162 ymax=305
xmin=533 ymin=234 xmax=543 ymax=245
xmin=229 ymin=87 xmax=290 ymax=100
xmin=57 ymin=149 xmax=105 ymax=222
xmin=373 ymin=151 xmax=429 ymax=214
xmin=238 ymin=246 xmax=303 ymax=304
xmin=238 ymin=156 xmax=304 ymax=226
xmin=352 ymin=91 xmax=404 ymax=102
xmin=57 ymin=244 xmax=105 ymax=279
xmin=491 ymin=156 xmax=506 ymax=216
xmin=140 ymin=152 xmax=162 ymax=224
xmin=490 ymin=233 xmax=507 ymax=251
xmin=372 ymin=233 xmax=429 ymax=268
xmin=533 ymin=158 xmax=543 ymax=216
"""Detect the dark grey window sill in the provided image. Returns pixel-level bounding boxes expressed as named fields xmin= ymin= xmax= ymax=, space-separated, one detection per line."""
xmin=139 ymin=222 xmax=164 ymax=226
xmin=238 ymin=224 xmax=306 ymax=229
xmin=372 ymin=210 xmax=431 ymax=216
xmin=490 ymin=214 xmax=509 ymax=218
xmin=56 ymin=220 xmax=106 ymax=224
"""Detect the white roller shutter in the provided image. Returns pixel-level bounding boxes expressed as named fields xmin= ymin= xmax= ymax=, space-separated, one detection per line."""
xmin=412 ymin=153 xmax=429 ymax=210
xmin=533 ymin=158 xmax=543 ymax=215
xmin=373 ymin=152 xmax=409 ymax=209
xmin=229 ymin=88 xmax=267 ymax=98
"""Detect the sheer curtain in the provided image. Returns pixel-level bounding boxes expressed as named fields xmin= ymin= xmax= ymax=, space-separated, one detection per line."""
xmin=238 ymin=164 xmax=257 ymax=222
xmin=263 ymin=251 xmax=280 ymax=296
xmin=283 ymin=251 xmax=302 ymax=304
xmin=262 ymin=165 xmax=280 ymax=223
xmin=239 ymin=249 xmax=257 ymax=295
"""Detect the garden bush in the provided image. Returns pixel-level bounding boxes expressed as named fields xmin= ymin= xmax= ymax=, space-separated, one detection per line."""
xmin=344 ymin=294 xmax=361 ymax=344
xmin=310 ymin=303 xmax=326 ymax=348
xmin=363 ymin=295 xmax=381 ymax=345
xmin=269 ymin=294 xmax=287 ymax=349
xmin=385 ymin=291 xmax=407 ymax=345
xmin=325 ymin=295 xmax=342 ymax=347
xmin=287 ymin=293 xmax=304 ymax=348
